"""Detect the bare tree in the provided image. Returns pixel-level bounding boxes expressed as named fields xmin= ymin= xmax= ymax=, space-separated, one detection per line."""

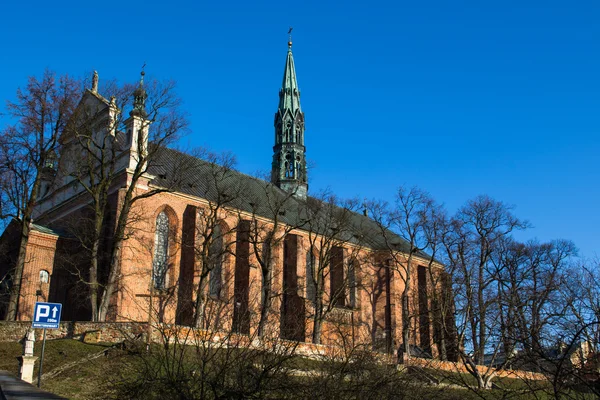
xmin=187 ymin=150 xmax=240 ymax=328
xmin=98 ymin=78 xmax=188 ymax=322
xmin=562 ymin=258 xmax=600 ymax=354
xmin=496 ymin=239 xmax=576 ymax=361
xmin=546 ymin=257 xmax=600 ymax=396
xmin=51 ymin=73 xmax=189 ymax=321
xmin=368 ymin=186 xmax=436 ymax=360
xmin=56 ymin=79 xmax=134 ymax=321
xmin=243 ymin=180 xmax=304 ymax=338
xmin=303 ymin=191 xmax=363 ymax=345
xmin=442 ymin=195 xmax=528 ymax=388
xmin=0 ymin=70 xmax=80 ymax=320
xmin=112 ymin=303 xmax=300 ymax=400
xmin=421 ymin=200 xmax=457 ymax=361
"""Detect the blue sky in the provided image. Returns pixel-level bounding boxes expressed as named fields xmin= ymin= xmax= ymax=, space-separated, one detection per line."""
xmin=1 ymin=1 xmax=598 ymax=258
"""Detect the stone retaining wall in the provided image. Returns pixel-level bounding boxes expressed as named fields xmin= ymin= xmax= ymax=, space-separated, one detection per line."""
xmin=405 ymin=355 xmax=547 ymax=381
xmin=0 ymin=321 xmax=145 ymax=343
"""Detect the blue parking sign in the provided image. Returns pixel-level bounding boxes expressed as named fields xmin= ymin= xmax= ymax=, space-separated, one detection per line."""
xmin=32 ymin=302 xmax=62 ymax=329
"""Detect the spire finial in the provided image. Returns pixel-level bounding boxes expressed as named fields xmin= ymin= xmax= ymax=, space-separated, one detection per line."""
xmin=287 ymin=27 xmax=293 ymax=49
xmin=131 ymin=63 xmax=148 ymax=118
xmin=140 ymin=62 xmax=146 ymax=86
xmin=91 ymin=71 xmax=99 ymax=93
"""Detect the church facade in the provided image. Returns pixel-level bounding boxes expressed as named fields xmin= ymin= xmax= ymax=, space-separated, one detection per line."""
xmin=0 ymin=40 xmax=452 ymax=356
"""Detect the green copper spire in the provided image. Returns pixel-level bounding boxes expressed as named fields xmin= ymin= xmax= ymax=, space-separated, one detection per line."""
xmin=271 ymin=34 xmax=307 ymax=199
xmin=278 ymin=40 xmax=302 ymax=116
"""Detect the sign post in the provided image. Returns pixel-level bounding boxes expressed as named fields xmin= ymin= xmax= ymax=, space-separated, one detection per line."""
xmin=32 ymin=302 xmax=62 ymax=388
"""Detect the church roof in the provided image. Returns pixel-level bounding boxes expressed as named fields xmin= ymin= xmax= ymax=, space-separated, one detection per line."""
xmin=149 ymin=146 xmax=428 ymax=257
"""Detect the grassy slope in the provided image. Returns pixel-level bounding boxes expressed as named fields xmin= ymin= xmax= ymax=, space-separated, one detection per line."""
xmin=0 ymin=340 xmax=596 ymax=400
xmin=0 ymin=339 xmax=118 ymax=399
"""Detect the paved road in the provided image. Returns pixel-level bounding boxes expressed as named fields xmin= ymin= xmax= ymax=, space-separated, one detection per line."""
xmin=0 ymin=371 xmax=66 ymax=400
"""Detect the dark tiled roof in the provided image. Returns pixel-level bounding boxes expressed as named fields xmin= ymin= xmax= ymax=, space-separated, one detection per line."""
xmin=31 ymin=223 xmax=62 ymax=236
xmin=148 ymin=147 xmax=426 ymax=255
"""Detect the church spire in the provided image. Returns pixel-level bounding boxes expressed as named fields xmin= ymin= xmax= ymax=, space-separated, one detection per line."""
xmin=271 ymin=31 xmax=307 ymax=199
xmin=131 ymin=66 xmax=147 ymax=118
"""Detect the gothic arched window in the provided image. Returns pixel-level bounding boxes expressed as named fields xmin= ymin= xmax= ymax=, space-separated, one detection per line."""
xmin=209 ymin=224 xmax=223 ymax=298
xmin=276 ymin=122 xmax=282 ymax=144
xmin=285 ymin=121 xmax=292 ymax=142
xmin=295 ymin=156 xmax=301 ymax=180
xmin=330 ymin=246 xmax=345 ymax=307
xmin=153 ymin=211 xmax=170 ymax=289
xmin=285 ymin=153 xmax=294 ymax=178
xmin=295 ymin=122 xmax=302 ymax=143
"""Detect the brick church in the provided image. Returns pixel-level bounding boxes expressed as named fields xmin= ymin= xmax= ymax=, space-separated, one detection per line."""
xmin=0 ymin=39 xmax=452 ymax=356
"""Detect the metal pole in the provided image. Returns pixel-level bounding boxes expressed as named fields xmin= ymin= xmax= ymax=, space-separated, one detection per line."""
xmin=37 ymin=328 xmax=47 ymax=388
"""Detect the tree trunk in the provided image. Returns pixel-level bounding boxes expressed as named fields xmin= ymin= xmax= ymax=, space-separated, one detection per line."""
xmin=464 ymin=355 xmax=494 ymax=390
xmin=311 ymin=271 xmax=325 ymax=344
xmin=89 ymin=243 xmax=99 ymax=321
xmin=97 ymin=179 xmax=137 ymax=322
xmin=257 ymin=266 xmax=272 ymax=337
xmin=482 ymin=373 xmax=495 ymax=390
xmin=97 ymin=197 xmax=131 ymax=322
xmin=476 ymin=242 xmax=487 ymax=365
xmin=312 ymin=308 xmax=323 ymax=345
xmin=401 ymin=257 xmax=412 ymax=360
xmin=439 ymin=334 xmax=447 ymax=361
xmin=89 ymin=208 xmax=105 ymax=322
xmin=385 ymin=264 xmax=393 ymax=354
xmin=312 ymin=289 xmax=324 ymax=344
xmin=401 ymin=291 xmax=410 ymax=358
xmin=97 ymin=239 xmax=123 ymax=321
xmin=433 ymin=297 xmax=448 ymax=361
xmin=476 ymin=374 xmax=489 ymax=390
xmin=193 ymin=274 xmax=208 ymax=328
xmin=6 ymin=219 xmax=32 ymax=321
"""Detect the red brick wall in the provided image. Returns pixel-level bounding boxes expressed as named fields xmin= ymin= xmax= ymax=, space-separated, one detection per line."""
xmin=17 ymin=231 xmax=59 ymax=321
xmin=16 ymin=178 xmax=452 ymax=357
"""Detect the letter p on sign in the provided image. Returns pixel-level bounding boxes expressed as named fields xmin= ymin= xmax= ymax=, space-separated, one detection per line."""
xmin=35 ymin=305 xmax=50 ymax=321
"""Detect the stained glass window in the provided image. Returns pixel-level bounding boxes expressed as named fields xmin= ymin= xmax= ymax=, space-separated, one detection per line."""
xmin=153 ymin=211 xmax=169 ymax=289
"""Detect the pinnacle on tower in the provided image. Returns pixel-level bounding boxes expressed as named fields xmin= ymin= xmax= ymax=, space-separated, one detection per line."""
xmin=131 ymin=67 xmax=147 ymax=118
xmin=91 ymin=71 xmax=99 ymax=93
xmin=271 ymin=32 xmax=308 ymax=199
